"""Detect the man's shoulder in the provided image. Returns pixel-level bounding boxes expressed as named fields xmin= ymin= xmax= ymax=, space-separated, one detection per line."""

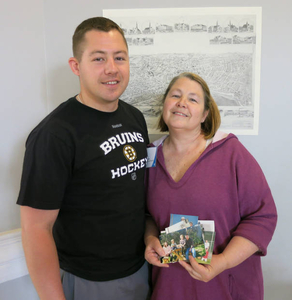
xmin=119 ymin=99 xmax=143 ymax=116
xmin=27 ymin=97 xmax=77 ymax=142
xmin=47 ymin=97 xmax=78 ymax=119
xmin=119 ymin=100 xmax=148 ymax=136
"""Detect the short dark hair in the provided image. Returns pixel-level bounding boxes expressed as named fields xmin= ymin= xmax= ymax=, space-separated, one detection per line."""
xmin=158 ymin=72 xmax=221 ymax=139
xmin=72 ymin=17 xmax=127 ymax=61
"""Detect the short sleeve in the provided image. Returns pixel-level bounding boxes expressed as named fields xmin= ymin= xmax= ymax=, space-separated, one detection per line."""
xmin=17 ymin=125 xmax=74 ymax=209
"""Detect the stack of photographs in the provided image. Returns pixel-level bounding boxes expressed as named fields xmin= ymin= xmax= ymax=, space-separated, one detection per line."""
xmin=159 ymin=214 xmax=215 ymax=265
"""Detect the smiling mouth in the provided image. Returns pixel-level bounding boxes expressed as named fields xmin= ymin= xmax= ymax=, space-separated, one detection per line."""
xmin=173 ymin=112 xmax=188 ymax=117
xmin=103 ymin=81 xmax=118 ymax=85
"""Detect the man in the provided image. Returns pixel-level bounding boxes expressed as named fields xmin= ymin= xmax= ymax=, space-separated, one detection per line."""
xmin=188 ymin=221 xmax=203 ymax=240
xmin=17 ymin=17 xmax=149 ymax=300
xmin=185 ymin=235 xmax=196 ymax=258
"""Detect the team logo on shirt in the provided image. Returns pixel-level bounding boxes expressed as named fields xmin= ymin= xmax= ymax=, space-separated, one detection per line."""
xmin=123 ymin=145 xmax=137 ymax=162
xmin=99 ymin=132 xmax=147 ymax=179
xmin=99 ymin=132 xmax=144 ymax=155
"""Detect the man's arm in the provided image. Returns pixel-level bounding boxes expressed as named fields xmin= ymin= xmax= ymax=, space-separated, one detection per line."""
xmin=21 ymin=206 xmax=66 ymax=300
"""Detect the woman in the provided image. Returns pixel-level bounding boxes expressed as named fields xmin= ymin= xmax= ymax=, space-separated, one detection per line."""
xmin=162 ymin=242 xmax=172 ymax=256
xmin=144 ymin=72 xmax=277 ymax=300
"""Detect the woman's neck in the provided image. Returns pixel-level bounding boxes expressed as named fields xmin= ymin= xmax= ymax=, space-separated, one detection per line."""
xmin=162 ymin=130 xmax=207 ymax=182
xmin=165 ymin=129 xmax=206 ymax=153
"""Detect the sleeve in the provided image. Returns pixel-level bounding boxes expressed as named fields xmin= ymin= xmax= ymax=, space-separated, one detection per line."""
xmin=145 ymin=168 xmax=151 ymax=215
xmin=144 ymin=142 xmax=157 ymax=215
xmin=17 ymin=125 xmax=74 ymax=209
xmin=140 ymin=111 xmax=149 ymax=144
xmin=232 ymin=141 xmax=277 ymax=256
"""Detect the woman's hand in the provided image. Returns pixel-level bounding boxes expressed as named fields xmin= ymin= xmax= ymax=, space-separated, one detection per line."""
xmin=145 ymin=235 xmax=169 ymax=268
xmin=178 ymin=236 xmax=259 ymax=282
xmin=178 ymin=254 xmax=227 ymax=282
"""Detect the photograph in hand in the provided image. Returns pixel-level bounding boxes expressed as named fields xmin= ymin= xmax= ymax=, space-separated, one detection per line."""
xmin=159 ymin=214 xmax=215 ymax=264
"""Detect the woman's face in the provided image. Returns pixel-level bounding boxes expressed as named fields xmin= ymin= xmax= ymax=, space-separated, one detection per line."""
xmin=162 ymin=77 xmax=208 ymax=133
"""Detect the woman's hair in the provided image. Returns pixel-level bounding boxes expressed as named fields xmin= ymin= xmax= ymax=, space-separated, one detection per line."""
xmin=157 ymin=72 xmax=221 ymax=139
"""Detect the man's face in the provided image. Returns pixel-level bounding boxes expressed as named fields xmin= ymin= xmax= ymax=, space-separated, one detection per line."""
xmin=75 ymin=29 xmax=129 ymax=111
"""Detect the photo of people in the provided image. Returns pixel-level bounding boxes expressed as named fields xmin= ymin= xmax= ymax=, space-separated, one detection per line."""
xmin=165 ymin=214 xmax=198 ymax=234
xmin=159 ymin=215 xmax=215 ymax=264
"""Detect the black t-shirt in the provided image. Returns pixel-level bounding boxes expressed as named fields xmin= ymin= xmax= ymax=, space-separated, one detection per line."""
xmin=185 ymin=238 xmax=194 ymax=249
xmin=17 ymin=97 xmax=149 ymax=281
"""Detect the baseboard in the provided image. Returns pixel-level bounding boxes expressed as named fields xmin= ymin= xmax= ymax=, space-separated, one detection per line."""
xmin=0 ymin=229 xmax=29 ymax=284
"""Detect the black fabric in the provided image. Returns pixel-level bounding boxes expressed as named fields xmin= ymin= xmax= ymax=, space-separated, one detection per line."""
xmin=17 ymin=97 xmax=149 ymax=281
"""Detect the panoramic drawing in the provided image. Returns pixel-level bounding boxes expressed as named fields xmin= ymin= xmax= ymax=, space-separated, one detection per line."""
xmin=104 ymin=7 xmax=262 ymax=135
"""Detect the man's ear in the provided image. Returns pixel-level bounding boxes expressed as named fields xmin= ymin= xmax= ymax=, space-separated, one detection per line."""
xmin=68 ymin=57 xmax=80 ymax=76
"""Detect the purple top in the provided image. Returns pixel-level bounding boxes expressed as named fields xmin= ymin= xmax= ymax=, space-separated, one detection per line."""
xmin=146 ymin=133 xmax=277 ymax=300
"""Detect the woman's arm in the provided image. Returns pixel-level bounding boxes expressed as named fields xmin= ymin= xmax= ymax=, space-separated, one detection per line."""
xmin=144 ymin=216 xmax=169 ymax=267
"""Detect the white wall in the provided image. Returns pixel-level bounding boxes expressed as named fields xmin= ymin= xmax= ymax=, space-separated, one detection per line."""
xmin=0 ymin=0 xmax=291 ymax=299
xmin=0 ymin=1 xmax=47 ymax=298
xmin=0 ymin=0 xmax=48 ymax=232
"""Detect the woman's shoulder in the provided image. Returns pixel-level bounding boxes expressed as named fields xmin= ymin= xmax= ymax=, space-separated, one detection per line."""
xmin=212 ymin=131 xmax=239 ymax=143
xmin=211 ymin=131 xmax=243 ymax=149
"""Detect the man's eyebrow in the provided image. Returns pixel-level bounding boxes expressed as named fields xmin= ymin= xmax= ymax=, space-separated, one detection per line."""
xmin=89 ymin=50 xmax=128 ymax=56
xmin=89 ymin=50 xmax=105 ymax=56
